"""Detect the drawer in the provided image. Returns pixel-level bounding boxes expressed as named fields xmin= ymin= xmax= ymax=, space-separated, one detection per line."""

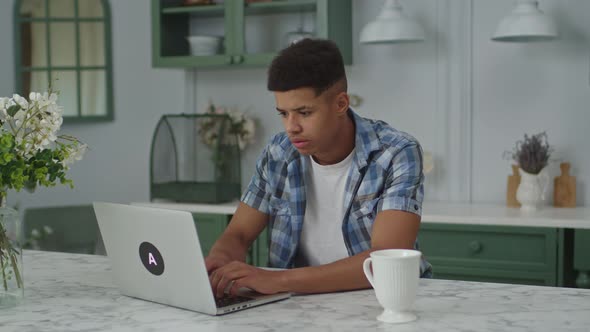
xmin=418 ymin=223 xmax=558 ymax=272
xmin=432 ymin=266 xmax=553 ymax=286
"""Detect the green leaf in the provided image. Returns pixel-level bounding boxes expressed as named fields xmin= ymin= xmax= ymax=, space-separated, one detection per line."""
xmin=6 ymin=105 xmax=21 ymax=117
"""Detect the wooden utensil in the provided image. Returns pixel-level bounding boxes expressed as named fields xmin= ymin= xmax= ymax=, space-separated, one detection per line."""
xmin=554 ymin=162 xmax=576 ymax=207
xmin=507 ymin=164 xmax=521 ymax=207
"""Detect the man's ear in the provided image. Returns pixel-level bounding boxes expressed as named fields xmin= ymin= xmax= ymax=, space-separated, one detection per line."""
xmin=335 ymin=92 xmax=350 ymax=116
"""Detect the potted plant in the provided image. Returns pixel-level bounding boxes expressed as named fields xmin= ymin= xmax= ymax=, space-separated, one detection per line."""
xmin=0 ymin=91 xmax=86 ymax=306
xmin=505 ymin=132 xmax=552 ymax=211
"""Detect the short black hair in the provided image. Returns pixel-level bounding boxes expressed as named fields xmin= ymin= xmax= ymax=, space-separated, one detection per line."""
xmin=267 ymin=38 xmax=347 ymax=96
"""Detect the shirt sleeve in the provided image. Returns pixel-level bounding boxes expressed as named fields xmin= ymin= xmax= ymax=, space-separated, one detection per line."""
xmin=240 ymin=145 xmax=272 ymax=215
xmin=377 ymin=142 xmax=425 ymax=216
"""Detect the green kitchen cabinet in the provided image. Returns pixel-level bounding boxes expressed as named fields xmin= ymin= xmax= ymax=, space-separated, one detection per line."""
xmin=192 ymin=212 xmax=268 ymax=267
xmin=22 ymin=205 xmax=99 ymax=254
xmin=574 ymin=229 xmax=590 ymax=288
xmin=151 ymin=0 xmax=352 ymax=68
xmin=192 ymin=213 xmax=230 ymax=258
xmin=418 ymin=223 xmax=566 ymax=286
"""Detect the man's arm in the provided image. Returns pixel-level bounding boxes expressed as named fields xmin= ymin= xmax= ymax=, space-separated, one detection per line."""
xmin=211 ymin=209 xmax=420 ymax=296
xmin=204 ymin=202 xmax=268 ymax=273
xmin=280 ymin=209 xmax=420 ymax=293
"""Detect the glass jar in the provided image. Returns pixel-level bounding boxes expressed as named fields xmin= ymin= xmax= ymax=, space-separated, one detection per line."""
xmin=0 ymin=206 xmax=24 ymax=307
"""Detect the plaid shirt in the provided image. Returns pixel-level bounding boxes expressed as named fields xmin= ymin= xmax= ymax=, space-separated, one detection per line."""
xmin=241 ymin=109 xmax=432 ymax=277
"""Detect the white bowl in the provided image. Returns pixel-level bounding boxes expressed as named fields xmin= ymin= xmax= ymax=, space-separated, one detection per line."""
xmin=186 ymin=35 xmax=223 ymax=56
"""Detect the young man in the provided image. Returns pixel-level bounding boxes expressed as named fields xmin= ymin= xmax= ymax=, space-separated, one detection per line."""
xmin=206 ymin=39 xmax=431 ymax=298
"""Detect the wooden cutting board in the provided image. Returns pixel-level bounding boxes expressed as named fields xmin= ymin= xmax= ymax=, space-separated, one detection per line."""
xmin=506 ymin=164 xmax=521 ymax=207
xmin=554 ymin=162 xmax=576 ymax=207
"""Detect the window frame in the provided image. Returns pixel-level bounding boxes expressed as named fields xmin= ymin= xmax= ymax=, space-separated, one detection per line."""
xmin=13 ymin=0 xmax=114 ymax=123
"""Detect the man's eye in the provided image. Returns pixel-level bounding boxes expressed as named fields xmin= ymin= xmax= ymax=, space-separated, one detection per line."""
xmin=299 ymin=111 xmax=311 ymax=116
xmin=277 ymin=112 xmax=287 ymax=117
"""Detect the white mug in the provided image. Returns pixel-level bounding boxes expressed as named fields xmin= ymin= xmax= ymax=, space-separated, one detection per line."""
xmin=363 ymin=249 xmax=421 ymax=323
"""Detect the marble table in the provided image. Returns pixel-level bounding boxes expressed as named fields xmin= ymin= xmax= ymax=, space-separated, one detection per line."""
xmin=2 ymin=250 xmax=590 ymax=332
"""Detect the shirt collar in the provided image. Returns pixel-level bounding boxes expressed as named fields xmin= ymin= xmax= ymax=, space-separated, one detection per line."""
xmin=280 ymin=108 xmax=381 ymax=168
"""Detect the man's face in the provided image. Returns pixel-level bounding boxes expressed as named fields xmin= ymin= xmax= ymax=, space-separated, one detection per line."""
xmin=274 ymin=87 xmax=345 ymax=158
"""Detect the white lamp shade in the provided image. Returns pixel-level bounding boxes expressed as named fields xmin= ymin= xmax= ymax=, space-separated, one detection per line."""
xmin=360 ymin=0 xmax=425 ymax=44
xmin=492 ymin=0 xmax=558 ymax=42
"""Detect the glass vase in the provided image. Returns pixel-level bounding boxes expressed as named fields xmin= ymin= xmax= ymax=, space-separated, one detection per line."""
xmin=0 ymin=206 xmax=24 ymax=307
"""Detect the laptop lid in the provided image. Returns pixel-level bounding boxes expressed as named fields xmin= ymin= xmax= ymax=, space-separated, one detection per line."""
xmin=93 ymin=202 xmax=219 ymax=315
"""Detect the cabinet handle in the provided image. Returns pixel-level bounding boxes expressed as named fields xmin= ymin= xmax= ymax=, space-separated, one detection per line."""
xmin=469 ymin=240 xmax=483 ymax=253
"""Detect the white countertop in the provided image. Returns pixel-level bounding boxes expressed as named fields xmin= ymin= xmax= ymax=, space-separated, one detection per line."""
xmin=2 ymin=250 xmax=590 ymax=332
xmin=133 ymin=201 xmax=590 ymax=229
xmin=134 ymin=200 xmax=240 ymax=215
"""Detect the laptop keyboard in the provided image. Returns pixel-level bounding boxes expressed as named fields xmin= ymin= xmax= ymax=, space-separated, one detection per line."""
xmin=215 ymin=295 xmax=252 ymax=308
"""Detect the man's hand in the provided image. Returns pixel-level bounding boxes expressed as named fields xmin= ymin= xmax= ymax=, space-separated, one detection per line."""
xmin=203 ymin=202 xmax=269 ymax=275
xmin=204 ymin=253 xmax=233 ymax=274
xmin=209 ymin=261 xmax=286 ymax=298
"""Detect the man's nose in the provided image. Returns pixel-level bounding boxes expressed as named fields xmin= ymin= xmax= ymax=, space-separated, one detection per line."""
xmin=285 ymin=115 xmax=302 ymax=134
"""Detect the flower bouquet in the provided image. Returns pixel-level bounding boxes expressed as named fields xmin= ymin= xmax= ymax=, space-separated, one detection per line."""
xmin=504 ymin=132 xmax=553 ymax=211
xmin=198 ymin=101 xmax=256 ymax=151
xmin=0 ymin=91 xmax=86 ymax=305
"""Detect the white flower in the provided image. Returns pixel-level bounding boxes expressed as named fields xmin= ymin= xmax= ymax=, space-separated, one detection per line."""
xmin=62 ymin=143 xmax=88 ymax=167
xmin=29 ymin=92 xmax=42 ymax=102
xmin=237 ymin=117 xmax=256 ymax=150
xmin=31 ymin=229 xmax=40 ymax=238
xmin=43 ymin=225 xmax=53 ymax=235
xmin=199 ymin=102 xmax=256 ymax=151
xmin=12 ymin=94 xmax=29 ymax=110
xmin=0 ymin=97 xmax=7 ymax=111
xmin=1 ymin=90 xmax=86 ymax=163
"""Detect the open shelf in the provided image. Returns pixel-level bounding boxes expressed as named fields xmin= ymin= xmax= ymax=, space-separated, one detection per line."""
xmin=161 ymin=0 xmax=317 ymax=18
xmin=162 ymin=4 xmax=224 ymax=17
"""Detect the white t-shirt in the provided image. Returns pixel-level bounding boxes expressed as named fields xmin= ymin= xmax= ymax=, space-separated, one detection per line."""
xmin=296 ymin=149 xmax=355 ymax=267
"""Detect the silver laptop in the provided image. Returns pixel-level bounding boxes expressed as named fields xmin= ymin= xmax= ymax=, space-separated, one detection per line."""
xmin=93 ymin=202 xmax=290 ymax=315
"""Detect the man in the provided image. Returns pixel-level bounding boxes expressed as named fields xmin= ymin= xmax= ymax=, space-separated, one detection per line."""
xmin=206 ymin=39 xmax=431 ymax=298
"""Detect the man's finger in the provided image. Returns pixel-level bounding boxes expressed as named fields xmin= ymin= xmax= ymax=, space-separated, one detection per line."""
xmin=229 ymin=278 xmax=244 ymax=297
xmin=216 ymin=276 xmax=231 ymax=298
xmin=214 ymin=265 xmax=253 ymax=298
xmin=209 ymin=269 xmax=224 ymax=295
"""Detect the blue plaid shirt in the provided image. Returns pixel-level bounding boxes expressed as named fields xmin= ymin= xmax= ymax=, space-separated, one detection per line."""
xmin=241 ymin=109 xmax=432 ymax=277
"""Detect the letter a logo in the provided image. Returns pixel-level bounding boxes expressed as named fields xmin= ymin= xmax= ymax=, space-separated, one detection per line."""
xmin=148 ymin=252 xmax=157 ymax=266
xmin=139 ymin=242 xmax=165 ymax=276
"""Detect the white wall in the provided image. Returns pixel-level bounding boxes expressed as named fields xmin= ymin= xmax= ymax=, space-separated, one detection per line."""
xmin=1 ymin=0 xmax=588 ymax=209
xmin=471 ymin=0 xmax=590 ymax=205
xmin=0 ymin=2 xmax=15 ymax=111
xmin=1 ymin=0 xmax=186 ymax=209
xmin=190 ymin=0 xmax=449 ymax=201
xmin=192 ymin=0 xmax=590 ymax=206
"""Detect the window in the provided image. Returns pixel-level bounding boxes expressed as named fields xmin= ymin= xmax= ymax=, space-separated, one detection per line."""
xmin=14 ymin=0 xmax=114 ymax=122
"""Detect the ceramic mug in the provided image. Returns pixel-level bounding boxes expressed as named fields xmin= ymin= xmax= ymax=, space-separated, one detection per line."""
xmin=363 ymin=249 xmax=421 ymax=323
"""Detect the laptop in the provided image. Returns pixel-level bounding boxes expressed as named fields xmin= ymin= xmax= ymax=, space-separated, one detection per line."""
xmin=93 ymin=202 xmax=290 ymax=315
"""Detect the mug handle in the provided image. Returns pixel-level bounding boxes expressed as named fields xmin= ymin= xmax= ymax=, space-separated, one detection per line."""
xmin=363 ymin=257 xmax=375 ymax=288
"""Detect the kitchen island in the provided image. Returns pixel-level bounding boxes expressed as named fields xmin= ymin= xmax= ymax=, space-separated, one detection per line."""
xmin=1 ymin=250 xmax=589 ymax=331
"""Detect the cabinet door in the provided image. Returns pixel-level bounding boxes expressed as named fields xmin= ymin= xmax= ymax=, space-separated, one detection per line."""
xmin=418 ymin=223 xmax=559 ymax=286
xmin=152 ymin=0 xmax=352 ymax=68
xmin=192 ymin=212 xmax=269 ymax=267
xmin=574 ymin=229 xmax=590 ymax=288
xmin=192 ymin=213 xmax=229 ymax=257
xmin=152 ymin=0 xmax=235 ymax=67
xmin=251 ymin=227 xmax=269 ymax=267
xmin=234 ymin=0 xmax=352 ymax=66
